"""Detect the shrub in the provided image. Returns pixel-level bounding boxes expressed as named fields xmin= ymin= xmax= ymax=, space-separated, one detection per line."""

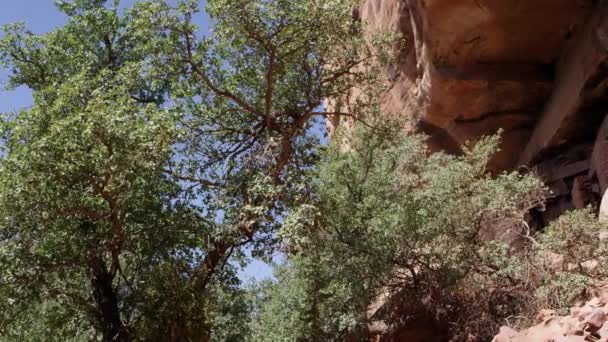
xmin=255 ymin=125 xmax=548 ymax=341
xmin=531 ymin=208 xmax=608 ymax=310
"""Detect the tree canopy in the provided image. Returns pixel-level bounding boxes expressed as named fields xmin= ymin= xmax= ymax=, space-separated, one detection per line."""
xmin=0 ymin=0 xmax=380 ymax=340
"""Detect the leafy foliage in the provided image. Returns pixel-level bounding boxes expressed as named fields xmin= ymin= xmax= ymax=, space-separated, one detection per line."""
xmin=0 ymin=0 xmax=385 ymax=340
xmin=532 ymin=208 xmax=608 ymax=310
xmin=253 ymin=122 xmax=608 ymax=340
xmin=257 ymin=126 xmax=548 ymax=340
xmin=0 ymin=2 xmax=204 ymax=339
xmin=250 ymin=254 xmax=369 ymax=342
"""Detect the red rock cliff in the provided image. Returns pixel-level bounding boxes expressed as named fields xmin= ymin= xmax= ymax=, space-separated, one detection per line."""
xmin=342 ymin=1 xmax=608 ymax=340
xmin=349 ymin=0 xmax=608 ymax=225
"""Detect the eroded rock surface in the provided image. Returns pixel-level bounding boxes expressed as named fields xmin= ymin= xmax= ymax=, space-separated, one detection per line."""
xmin=493 ymin=288 xmax=608 ymax=342
xmin=338 ymin=0 xmax=608 ymax=249
xmin=350 ymin=0 xmax=608 ymax=177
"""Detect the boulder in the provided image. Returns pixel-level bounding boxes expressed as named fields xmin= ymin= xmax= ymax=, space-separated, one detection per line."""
xmin=493 ymin=294 xmax=608 ymax=341
xmin=585 ymin=309 xmax=606 ymax=333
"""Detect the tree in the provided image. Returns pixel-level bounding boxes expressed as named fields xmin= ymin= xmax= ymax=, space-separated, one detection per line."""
xmin=260 ymin=126 xmax=548 ymax=340
xmin=0 ymin=0 xmax=384 ymax=339
xmin=250 ymin=255 xmax=370 ymax=342
xmin=149 ymin=0 xmax=387 ymax=290
xmin=0 ymin=2 xmax=191 ymax=339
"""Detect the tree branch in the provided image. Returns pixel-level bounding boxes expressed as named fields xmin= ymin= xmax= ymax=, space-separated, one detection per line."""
xmin=182 ymin=27 xmax=264 ymax=119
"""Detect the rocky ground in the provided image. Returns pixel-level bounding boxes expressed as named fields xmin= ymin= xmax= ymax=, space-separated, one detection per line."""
xmin=494 ymin=285 xmax=608 ymax=342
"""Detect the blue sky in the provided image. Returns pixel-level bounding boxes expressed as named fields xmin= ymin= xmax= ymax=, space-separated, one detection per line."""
xmin=0 ymin=0 xmax=275 ymax=281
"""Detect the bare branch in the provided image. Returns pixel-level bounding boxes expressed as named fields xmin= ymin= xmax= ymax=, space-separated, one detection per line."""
xmin=162 ymin=168 xmax=223 ymax=188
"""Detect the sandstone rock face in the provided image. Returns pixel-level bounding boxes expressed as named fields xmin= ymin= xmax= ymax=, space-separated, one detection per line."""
xmin=593 ymin=116 xmax=608 ymax=195
xmin=493 ymin=289 xmax=608 ymax=342
xmin=346 ymin=0 xmax=608 ymax=241
xmin=355 ymin=0 xmax=608 ymax=178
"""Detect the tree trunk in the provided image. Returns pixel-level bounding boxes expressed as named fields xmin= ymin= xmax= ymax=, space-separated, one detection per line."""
xmin=88 ymin=254 xmax=129 ymax=342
